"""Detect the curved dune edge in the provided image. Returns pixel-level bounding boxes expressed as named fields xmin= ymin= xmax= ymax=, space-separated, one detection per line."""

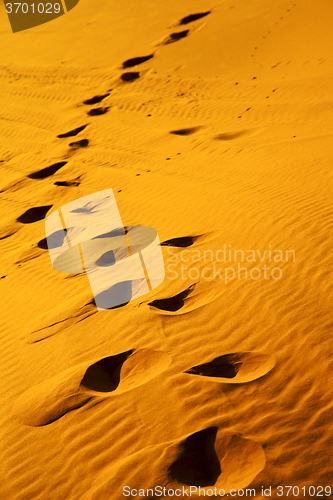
xmin=22 ymin=298 xmax=97 ymax=344
xmin=81 ymin=427 xmax=265 ymax=500
xmin=11 ymin=348 xmax=171 ymax=426
xmin=185 ymin=352 xmax=276 ymax=384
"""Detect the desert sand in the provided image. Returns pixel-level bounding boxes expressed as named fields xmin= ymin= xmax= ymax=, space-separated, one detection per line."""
xmin=0 ymin=0 xmax=333 ymax=498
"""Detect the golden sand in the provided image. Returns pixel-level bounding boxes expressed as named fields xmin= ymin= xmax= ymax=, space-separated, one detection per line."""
xmin=0 ymin=0 xmax=333 ymax=498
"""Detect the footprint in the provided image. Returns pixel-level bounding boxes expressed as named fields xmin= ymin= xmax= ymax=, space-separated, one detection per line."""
xmin=215 ymin=131 xmax=248 ymax=140
xmin=168 ymin=427 xmax=221 ymax=487
xmin=12 ymin=349 xmax=171 ymax=426
xmin=87 ymin=107 xmax=109 ymax=116
xmin=83 ymin=93 xmax=110 ymax=105
xmin=54 ymin=179 xmax=81 ymax=187
xmin=82 ymin=349 xmax=171 ymax=394
xmin=179 ymin=11 xmax=211 ymax=25
xmin=69 ymin=139 xmax=89 ymax=149
xmin=120 ymin=72 xmax=140 ymax=82
xmin=93 ymin=281 xmax=133 ymax=310
xmin=82 ymin=427 xmax=265 ymax=499
xmin=94 ymin=249 xmax=115 ymax=267
xmin=57 ymin=125 xmax=87 ymax=138
xmin=81 ymin=350 xmax=134 ymax=392
xmin=37 ymin=228 xmax=71 ymax=250
xmin=17 ymin=205 xmax=52 ymax=224
xmin=185 ymin=352 xmax=275 ymax=383
xmin=28 ymin=161 xmax=67 ymax=179
xmin=170 ymin=127 xmax=201 ymax=136
xmin=167 ymin=427 xmax=266 ymax=493
xmin=163 ymin=30 xmax=189 ymax=45
xmin=160 ymin=236 xmax=199 ymax=247
xmin=148 ymin=285 xmax=195 ymax=312
xmin=122 ymin=54 xmax=154 ymax=68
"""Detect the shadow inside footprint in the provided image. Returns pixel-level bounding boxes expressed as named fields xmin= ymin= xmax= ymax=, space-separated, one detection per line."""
xmin=160 ymin=236 xmax=199 ymax=247
xmin=168 ymin=427 xmax=221 ymax=487
xmin=83 ymin=93 xmax=110 ymax=105
xmin=121 ymin=72 xmax=140 ymax=82
xmin=148 ymin=285 xmax=194 ymax=312
xmin=185 ymin=352 xmax=275 ymax=383
xmin=37 ymin=229 xmax=69 ymax=250
xmin=94 ymin=281 xmax=133 ymax=309
xmin=92 ymin=227 xmax=128 ymax=239
xmin=54 ymin=179 xmax=80 ymax=187
xmin=57 ymin=125 xmax=87 ymax=138
xmin=122 ymin=54 xmax=153 ymax=68
xmin=81 ymin=350 xmax=134 ymax=392
xmin=165 ymin=30 xmax=189 ymax=44
xmin=186 ymin=355 xmax=241 ymax=379
xmin=69 ymin=139 xmax=89 ymax=148
xmin=179 ymin=12 xmax=211 ymax=25
xmin=87 ymin=107 xmax=109 ymax=116
xmin=95 ymin=250 xmax=116 ymax=267
xmin=215 ymin=131 xmax=248 ymax=140
xmin=17 ymin=205 xmax=52 ymax=224
xmin=28 ymin=161 xmax=67 ymax=179
xmin=170 ymin=127 xmax=200 ymax=136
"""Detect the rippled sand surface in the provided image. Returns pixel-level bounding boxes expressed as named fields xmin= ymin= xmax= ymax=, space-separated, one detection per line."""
xmin=0 ymin=0 xmax=333 ymax=498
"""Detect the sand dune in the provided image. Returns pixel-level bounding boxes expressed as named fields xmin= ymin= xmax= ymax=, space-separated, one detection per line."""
xmin=1 ymin=0 xmax=333 ymax=498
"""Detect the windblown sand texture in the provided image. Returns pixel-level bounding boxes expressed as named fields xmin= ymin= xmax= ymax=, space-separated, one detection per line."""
xmin=0 ymin=0 xmax=333 ymax=499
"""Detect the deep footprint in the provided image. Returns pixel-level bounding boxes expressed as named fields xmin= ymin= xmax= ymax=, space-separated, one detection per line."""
xmin=215 ymin=131 xmax=248 ymax=140
xmin=83 ymin=93 xmax=110 ymax=105
xmin=37 ymin=228 xmax=70 ymax=250
xmin=54 ymin=179 xmax=80 ymax=187
xmin=179 ymin=11 xmax=211 ymax=25
xmin=170 ymin=127 xmax=201 ymax=136
xmin=148 ymin=285 xmax=195 ymax=312
xmin=81 ymin=350 xmax=134 ymax=392
xmin=69 ymin=139 xmax=89 ymax=148
xmin=12 ymin=348 xmax=172 ymax=426
xmin=168 ymin=427 xmax=221 ymax=486
xmin=57 ymin=125 xmax=87 ymax=138
xmin=87 ymin=107 xmax=109 ymax=116
xmin=168 ymin=427 xmax=266 ymax=493
xmin=164 ymin=30 xmax=189 ymax=44
xmin=17 ymin=205 xmax=52 ymax=224
xmin=121 ymin=72 xmax=140 ymax=82
xmin=122 ymin=54 xmax=153 ymax=68
xmin=81 ymin=427 xmax=266 ymax=499
xmin=93 ymin=281 xmax=133 ymax=310
xmin=185 ymin=352 xmax=276 ymax=383
xmin=160 ymin=236 xmax=199 ymax=247
xmin=28 ymin=161 xmax=67 ymax=179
